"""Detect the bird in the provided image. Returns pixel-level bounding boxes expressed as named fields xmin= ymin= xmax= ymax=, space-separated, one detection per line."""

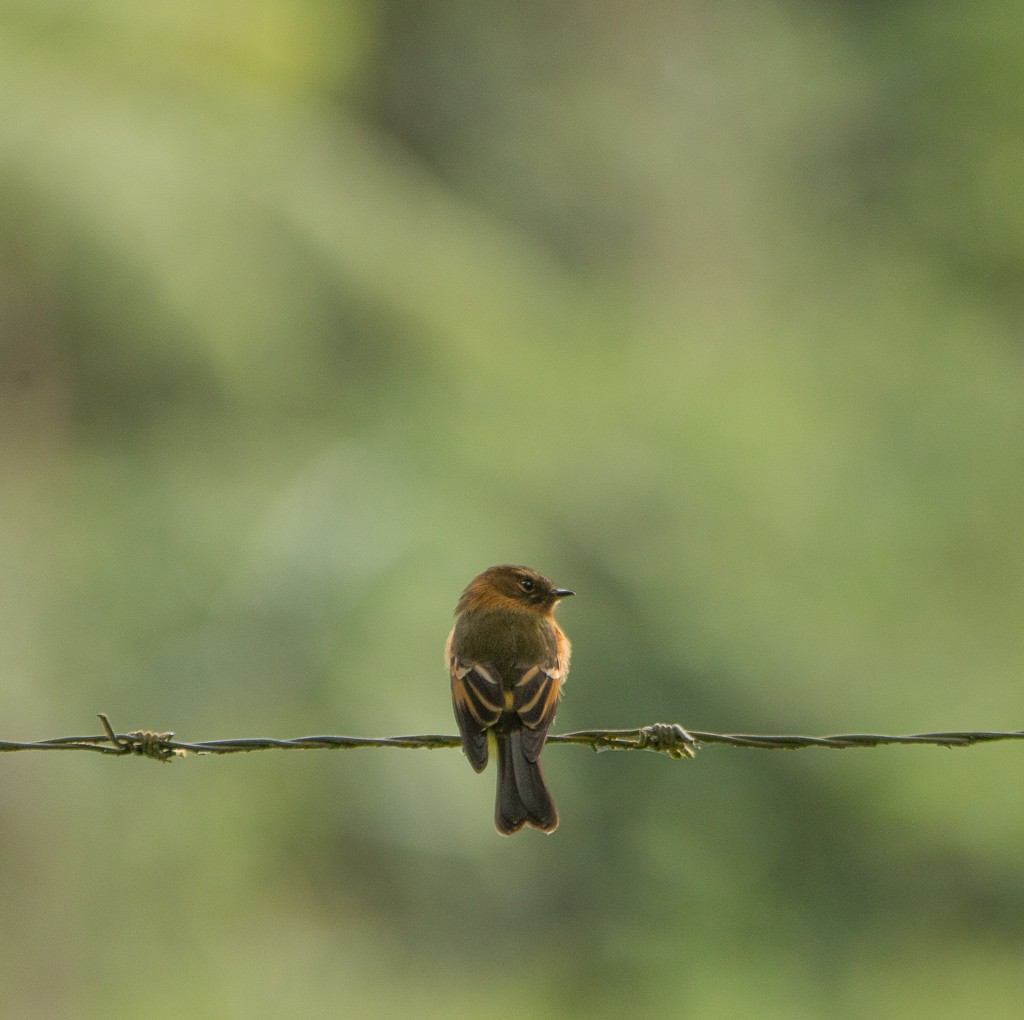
xmin=446 ymin=564 xmax=574 ymax=835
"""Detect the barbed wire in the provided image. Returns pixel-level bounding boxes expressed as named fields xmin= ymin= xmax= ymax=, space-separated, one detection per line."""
xmin=0 ymin=715 xmax=1021 ymax=763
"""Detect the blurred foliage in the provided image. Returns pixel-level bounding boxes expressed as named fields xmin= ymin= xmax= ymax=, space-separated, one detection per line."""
xmin=2 ymin=0 xmax=1024 ymax=1016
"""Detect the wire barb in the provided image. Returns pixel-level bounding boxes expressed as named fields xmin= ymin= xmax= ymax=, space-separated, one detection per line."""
xmin=96 ymin=714 xmax=184 ymax=761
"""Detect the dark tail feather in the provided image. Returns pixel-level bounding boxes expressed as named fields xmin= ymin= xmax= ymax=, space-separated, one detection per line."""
xmin=495 ymin=728 xmax=558 ymax=835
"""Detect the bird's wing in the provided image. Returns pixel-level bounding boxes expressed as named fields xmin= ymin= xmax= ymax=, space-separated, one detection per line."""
xmin=511 ymin=659 xmax=564 ymax=762
xmin=450 ymin=656 xmax=504 ymax=772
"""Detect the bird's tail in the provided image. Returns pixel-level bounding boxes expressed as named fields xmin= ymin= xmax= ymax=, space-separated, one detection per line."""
xmin=495 ymin=727 xmax=558 ymax=835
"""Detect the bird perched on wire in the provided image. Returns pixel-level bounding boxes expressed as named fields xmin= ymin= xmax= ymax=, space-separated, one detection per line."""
xmin=446 ymin=564 xmax=574 ymax=835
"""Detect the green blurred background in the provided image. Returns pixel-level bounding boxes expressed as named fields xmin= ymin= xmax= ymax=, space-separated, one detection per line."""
xmin=2 ymin=1 xmax=1023 ymax=1015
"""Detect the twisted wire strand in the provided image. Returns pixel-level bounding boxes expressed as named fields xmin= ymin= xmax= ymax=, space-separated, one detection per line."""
xmin=1 ymin=715 xmax=1021 ymax=761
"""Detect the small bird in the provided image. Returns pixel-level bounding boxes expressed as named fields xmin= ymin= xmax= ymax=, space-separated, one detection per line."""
xmin=446 ymin=565 xmax=574 ymax=835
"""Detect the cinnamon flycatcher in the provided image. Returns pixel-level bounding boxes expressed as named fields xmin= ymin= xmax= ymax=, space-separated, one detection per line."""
xmin=447 ymin=565 xmax=574 ymax=835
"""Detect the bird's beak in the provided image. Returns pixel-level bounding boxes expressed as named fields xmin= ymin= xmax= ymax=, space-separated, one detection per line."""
xmin=552 ymin=588 xmax=575 ymax=599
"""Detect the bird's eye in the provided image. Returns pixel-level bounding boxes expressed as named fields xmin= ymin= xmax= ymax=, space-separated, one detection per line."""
xmin=519 ymin=577 xmax=535 ymax=593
